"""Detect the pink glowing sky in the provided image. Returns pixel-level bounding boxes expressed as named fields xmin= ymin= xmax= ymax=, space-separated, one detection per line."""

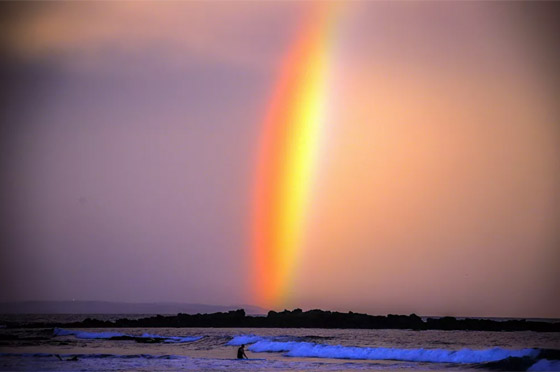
xmin=0 ymin=1 xmax=558 ymax=317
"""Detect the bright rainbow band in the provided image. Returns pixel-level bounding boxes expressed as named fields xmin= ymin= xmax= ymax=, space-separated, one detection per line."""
xmin=252 ymin=4 xmax=339 ymax=308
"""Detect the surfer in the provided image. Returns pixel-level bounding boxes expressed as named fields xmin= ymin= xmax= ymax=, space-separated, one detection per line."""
xmin=237 ymin=344 xmax=248 ymax=359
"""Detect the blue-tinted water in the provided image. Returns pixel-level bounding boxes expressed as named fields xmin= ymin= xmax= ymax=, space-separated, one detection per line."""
xmin=1 ymin=315 xmax=559 ymax=371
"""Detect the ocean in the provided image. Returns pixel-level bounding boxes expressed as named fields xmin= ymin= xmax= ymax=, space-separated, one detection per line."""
xmin=1 ymin=315 xmax=559 ymax=371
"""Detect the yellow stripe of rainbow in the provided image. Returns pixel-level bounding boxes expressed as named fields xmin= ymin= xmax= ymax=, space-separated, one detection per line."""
xmin=252 ymin=4 xmax=339 ymax=308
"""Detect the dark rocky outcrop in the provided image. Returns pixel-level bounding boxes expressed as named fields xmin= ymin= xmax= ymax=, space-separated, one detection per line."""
xmin=3 ymin=309 xmax=559 ymax=332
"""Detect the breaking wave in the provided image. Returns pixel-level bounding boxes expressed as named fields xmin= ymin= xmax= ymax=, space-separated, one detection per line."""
xmin=227 ymin=334 xmax=331 ymax=346
xmin=53 ymin=328 xmax=202 ymax=343
xmin=256 ymin=341 xmax=538 ymax=363
xmin=230 ymin=335 xmax=541 ymax=364
xmin=54 ymin=328 xmax=124 ymax=339
xmin=226 ymin=335 xmax=266 ymax=345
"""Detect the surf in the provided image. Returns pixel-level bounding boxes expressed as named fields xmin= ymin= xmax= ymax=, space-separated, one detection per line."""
xmin=229 ymin=335 xmax=542 ymax=364
xmin=53 ymin=328 xmax=202 ymax=343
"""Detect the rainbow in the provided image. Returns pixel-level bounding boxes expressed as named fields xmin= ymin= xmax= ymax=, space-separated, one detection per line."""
xmin=252 ymin=4 xmax=339 ymax=308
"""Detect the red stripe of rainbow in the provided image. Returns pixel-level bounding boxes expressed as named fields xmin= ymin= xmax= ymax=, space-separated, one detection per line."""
xmin=252 ymin=4 xmax=338 ymax=308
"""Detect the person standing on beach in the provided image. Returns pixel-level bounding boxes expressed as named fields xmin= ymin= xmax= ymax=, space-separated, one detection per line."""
xmin=237 ymin=344 xmax=248 ymax=359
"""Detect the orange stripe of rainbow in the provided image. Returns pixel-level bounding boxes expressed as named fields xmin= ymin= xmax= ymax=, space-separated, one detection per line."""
xmin=252 ymin=4 xmax=339 ymax=308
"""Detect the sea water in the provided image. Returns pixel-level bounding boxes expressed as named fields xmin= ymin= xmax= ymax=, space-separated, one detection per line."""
xmin=1 ymin=315 xmax=559 ymax=371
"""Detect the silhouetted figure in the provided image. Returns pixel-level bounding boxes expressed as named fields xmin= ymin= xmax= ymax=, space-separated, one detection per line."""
xmin=237 ymin=344 xmax=248 ymax=359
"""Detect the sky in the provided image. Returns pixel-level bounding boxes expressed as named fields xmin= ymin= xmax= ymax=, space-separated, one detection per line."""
xmin=1 ymin=1 xmax=559 ymax=318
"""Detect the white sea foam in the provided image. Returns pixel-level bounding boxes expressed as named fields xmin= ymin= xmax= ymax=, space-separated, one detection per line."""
xmin=227 ymin=335 xmax=309 ymax=346
xmin=54 ymin=328 xmax=201 ymax=343
xmin=54 ymin=328 xmax=124 ymax=339
xmin=227 ymin=335 xmax=267 ymax=346
xmin=140 ymin=333 xmax=202 ymax=343
xmin=244 ymin=339 xmax=539 ymax=364
xmin=528 ymin=359 xmax=560 ymax=371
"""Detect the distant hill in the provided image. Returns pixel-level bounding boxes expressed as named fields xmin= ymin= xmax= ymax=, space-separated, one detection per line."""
xmin=0 ymin=301 xmax=267 ymax=315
